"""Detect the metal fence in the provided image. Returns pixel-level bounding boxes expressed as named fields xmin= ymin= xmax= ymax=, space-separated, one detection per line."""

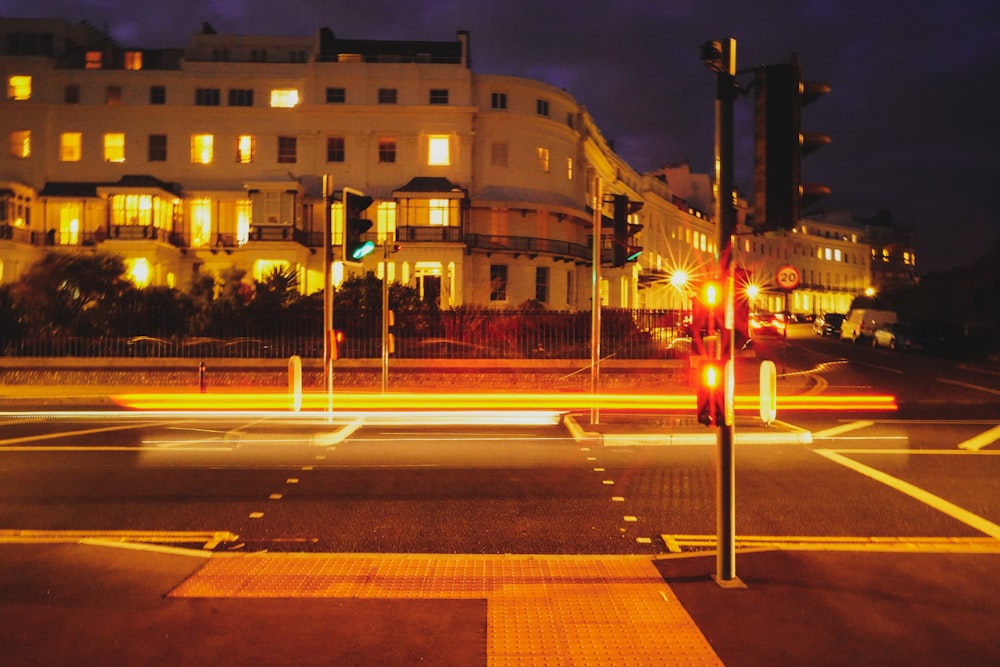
xmin=2 ymin=308 xmax=693 ymax=360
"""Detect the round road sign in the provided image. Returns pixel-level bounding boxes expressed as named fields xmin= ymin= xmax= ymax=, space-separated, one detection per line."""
xmin=776 ymin=265 xmax=801 ymax=290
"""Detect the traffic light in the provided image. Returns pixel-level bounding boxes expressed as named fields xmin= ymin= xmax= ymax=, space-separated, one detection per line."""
xmin=696 ymin=360 xmax=724 ymax=427
xmin=610 ymin=194 xmax=644 ymax=267
xmin=341 ymin=187 xmax=375 ymax=262
xmin=753 ymin=55 xmax=831 ymax=232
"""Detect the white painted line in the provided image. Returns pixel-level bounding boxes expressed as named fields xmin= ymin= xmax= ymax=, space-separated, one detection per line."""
xmin=813 ymin=420 xmax=875 ymax=438
xmin=311 ymin=417 xmax=364 ymax=446
xmin=602 ymin=431 xmax=813 ymax=447
xmin=938 ymin=378 xmax=1000 ymax=396
xmin=814 ymin=448 xmax=1000 ymax=540
xmin=0 ymin=421 xmax=174 ymax=447
xmin=958 ymin=424 xmax=1000 ymax=451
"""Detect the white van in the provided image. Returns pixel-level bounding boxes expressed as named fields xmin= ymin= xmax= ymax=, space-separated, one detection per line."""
xmin=840 ymin=309 xmax=897 ymax=342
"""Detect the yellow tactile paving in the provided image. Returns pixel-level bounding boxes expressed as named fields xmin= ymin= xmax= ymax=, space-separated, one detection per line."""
xmin=170 ymin=553 xmax=723 ymax=666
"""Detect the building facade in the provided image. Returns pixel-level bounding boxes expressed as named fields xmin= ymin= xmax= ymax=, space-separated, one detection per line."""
xmin=0 ymin=18 xmax=909 ymax=319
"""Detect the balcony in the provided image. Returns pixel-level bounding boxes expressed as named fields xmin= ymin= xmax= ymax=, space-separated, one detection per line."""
xmin=465 ymin=233 xmax=591 ymax=262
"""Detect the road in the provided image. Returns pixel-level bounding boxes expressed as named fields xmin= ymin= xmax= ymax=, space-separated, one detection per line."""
xmin=2 ymin=327 xmax=998 ymax=556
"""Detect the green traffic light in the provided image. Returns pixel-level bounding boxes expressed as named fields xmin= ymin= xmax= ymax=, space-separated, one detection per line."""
xmin=350 ymin=240 xmax=376 ymax=260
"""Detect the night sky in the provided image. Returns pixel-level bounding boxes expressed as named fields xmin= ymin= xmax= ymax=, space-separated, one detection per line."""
xmin=4 ymin=0 xmax=998 ymax=272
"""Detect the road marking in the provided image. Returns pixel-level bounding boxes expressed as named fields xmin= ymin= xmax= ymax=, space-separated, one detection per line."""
xmin=958 ymin=424 xmax=1000 ymax=451
xmin=0 ymin=421 xmax=174 ymax=447
xmin=812 ymin=420 xmax=875 ymax=438
xmin=0 ymin=529 xmax=238 ymax=550
xmin=938 ymin=378 xmax=1000 ymax=396
xmin=662 ymin=534 xmax=1000 ymax=554
xmin=814 ymin=448 xmax=1000 ymax=540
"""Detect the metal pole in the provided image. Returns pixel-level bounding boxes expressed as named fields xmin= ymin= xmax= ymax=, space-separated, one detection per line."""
xmin=381 ymin=238 xmax=390 ymax=393
xmin=713 ymin=37 xmax=740 ymax=585
xmin=323 ymin=176 xmax=334 ymax=422
xmin=590 ymin=176 xmax=603 ymax=425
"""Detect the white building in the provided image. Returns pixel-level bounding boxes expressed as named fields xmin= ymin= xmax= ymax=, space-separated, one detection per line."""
xmin=2 ymin=18 xmax=884 ymax=317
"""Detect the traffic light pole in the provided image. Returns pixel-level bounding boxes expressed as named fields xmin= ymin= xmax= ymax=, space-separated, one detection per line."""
xmin=706 ymin=37 xmax=742 ymax=587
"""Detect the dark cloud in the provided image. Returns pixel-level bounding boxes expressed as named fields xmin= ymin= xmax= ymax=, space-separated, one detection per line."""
xmin=4 ymin=0 xmax=998 ymax=270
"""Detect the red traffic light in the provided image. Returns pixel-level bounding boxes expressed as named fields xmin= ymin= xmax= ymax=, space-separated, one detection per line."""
xmin=696 ymin=360 xmax=724 ymax=427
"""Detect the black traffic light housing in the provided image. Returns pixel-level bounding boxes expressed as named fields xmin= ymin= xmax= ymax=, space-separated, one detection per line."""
xmin=753 ymin=55 xmax=831 ymax=232
xmin=610 ymin=194 xmax=644 ymax=267
xmin=340 ymin=187 xmax=375 ymax=262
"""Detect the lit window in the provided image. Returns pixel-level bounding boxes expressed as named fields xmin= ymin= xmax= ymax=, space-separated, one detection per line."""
xmin=127 ymin=258 xmax=151 ymax=287
xmin=882 ymin=248 xmax=890 ymax=262
xmin=103 ymin=133 xmax=125 ymax=162
xmin=375 ymin=202 xmax=396 ymax=244
xmin=9 ymin=130 xmax=30 ymax=158
xmin=125 ymin=51 xmax=143 ymax=70
xmin=58 ymin=203 xmax=80 ymax=245
xmin=824 ymin=247 xmax=832 ymax=261
xmin=60 ymin=132 xmax=82 ymax=161
xmin=236 ymin=200 xmax=252 ymax=246
xmin=111 ymin=194 xmax=154 ymax=226
xmin=537 ymin=147 xmax=550 ymax=172
xmin=567 ymin=157 xmax=573 ymax=180
xmin=191 ymin=134 xmax=214 ymax=164
xmin=8 ymin=75 xmax=31 ymax=100
xmin=190 ymin=198 xmax=212 ymax=247
xmin=236 ymin=135 xmax=255 ymax=163
xmin=428 ymin=199 xmax=449 ymax=226
xmin=269 ymin=89 xmax=299 ymax=108
xmin=427 ymin=135 xmax=450 ymax=166
xmin=85 ymin=51 xmax=102 ymax=69
xmin=834 ymin=248 xmax=842 ymax=262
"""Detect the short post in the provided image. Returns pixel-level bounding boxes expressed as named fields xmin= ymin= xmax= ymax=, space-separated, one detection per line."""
xmin=288 ymin=355 xmax=303 ymax=412
xmin=198 ymin=361 xmax=207 ymax=393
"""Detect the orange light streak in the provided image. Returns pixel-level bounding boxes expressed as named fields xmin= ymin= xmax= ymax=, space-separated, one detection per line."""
xmin=112 ymin=391 xmax=897 ymax=413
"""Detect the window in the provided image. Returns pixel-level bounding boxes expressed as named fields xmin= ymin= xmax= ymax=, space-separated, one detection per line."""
xmin=377 ymin=88 xmax=397 ymax=104
xmin=429 ymin=89 xmax=449 ymax=104
xmin=537 ymin=147 xmax=550 ymax=172
xmin=567 ymin=157 xmax=574 ymax=181
xmin=8 ymin=75 xmax=32 ymax=100
xmin=428 ymin=199 xmax=449 ymax=226
xmin=490 ymin=265 xmax=508 ymax=301
xmin=103 ymin=133 xmax=125 ymax=162
xmin=195 ymin=88 xmax=220 ymax=106
xmin=427 ymin=135 xmax=450 ymax=166
xmin=251 ymin=49 xmax=267 ymax=62
xmin=106 ymin=85 xmax=122 ymax=105
xmin=535 ymin=267 xmax=549 ymax=303
xmin=148 ymin=134 xmax=167 ymax=162
xmin=269 ymin=89 xmax=299 ymax=108
xmin=58 ymin=202 xmax=81 ymax=245
xmin=277 ymin=136 xmax=297 ymax=163
xmin=125 ymin=51 xmax=142 ymax=70
xmin=236 ymin=135 xmax=254 ymax=163
xmin=85 ymin=51 xmax=102 ymax=69
xmin=60 ymin=132 xmax=82 ymax=161
xmin=378 ymin=138 xmax=396 ymax=163
xmin=149 ymin=85 xmax=165 ymax=104
xmin=326 ymin=136 xmax=345 ymax=162
xmin=326 ymin=87 xmax=346 ymax=103
xmin=9 ymin=131 xmax=30 ymax=158
xmin=228 ymin=89 xmax=254 ymax=106
xmin=191 ymin=134 xmax=214 ymax=164
xmin=536 ymin=99 xmax=549 ymax=116
xmin=64 ymin=84 xmax=80 ymax=103
xmin=190 ymin=198 xmax=212 ymax=248
xmin=491 ymin=142 xmax=508 ymax=167
xmin=491 ymin=92 xmax=507 ymax=109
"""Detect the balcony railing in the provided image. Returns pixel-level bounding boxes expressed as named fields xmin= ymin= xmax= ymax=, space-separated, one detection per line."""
xmin=465 ymin=234 xmax=591 ymax=261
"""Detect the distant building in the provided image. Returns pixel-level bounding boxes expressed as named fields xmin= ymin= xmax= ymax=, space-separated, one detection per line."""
xmin=0 ymin=18 xmax=908 ymax=317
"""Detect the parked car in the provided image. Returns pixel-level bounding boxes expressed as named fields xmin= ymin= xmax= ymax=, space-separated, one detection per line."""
xmin=872 ymin=322 xmax=927 ymax=351
xmin=840 ymin=308 xmax=897 ymax=343
xmin=813 ymin=313 xmax=845 ymax=337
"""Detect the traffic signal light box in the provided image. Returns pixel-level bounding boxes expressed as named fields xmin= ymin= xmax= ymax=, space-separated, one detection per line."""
xmin=340 ymin=187 xmax=375 ymax=262
xmin=610 ymin=194 xmax=644 ymax=267
xmin=753 ymin=55 xmax=831 ymax=232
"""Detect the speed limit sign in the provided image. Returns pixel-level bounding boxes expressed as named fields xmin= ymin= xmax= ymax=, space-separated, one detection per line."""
xmin=776 ymin=265 xmax=801 ymax=290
